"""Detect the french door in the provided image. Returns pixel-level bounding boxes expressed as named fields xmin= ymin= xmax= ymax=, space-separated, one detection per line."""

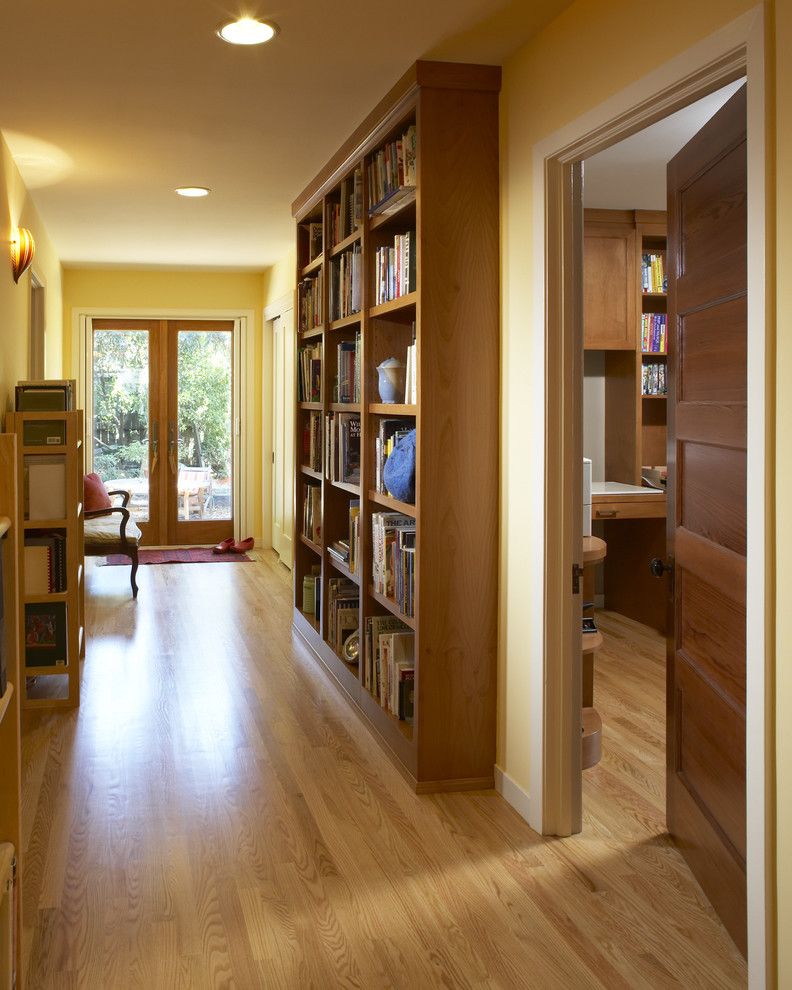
xmin=90 ymin=319 xmax=234 ymax=547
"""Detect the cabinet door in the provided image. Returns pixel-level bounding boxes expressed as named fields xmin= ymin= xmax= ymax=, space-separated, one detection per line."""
xmin=583 ymin=223 xmax=636 ymax=349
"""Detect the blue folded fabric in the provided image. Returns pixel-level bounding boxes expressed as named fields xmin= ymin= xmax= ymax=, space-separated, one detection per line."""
xmin=383 ymin=428 xmax=416 ymax=503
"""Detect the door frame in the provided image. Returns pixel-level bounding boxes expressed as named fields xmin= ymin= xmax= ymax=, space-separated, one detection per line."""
xmin=73 ymin=308 xmax=256 ymax=545
xmin=524 ymin=6 xmax=770 ymax=982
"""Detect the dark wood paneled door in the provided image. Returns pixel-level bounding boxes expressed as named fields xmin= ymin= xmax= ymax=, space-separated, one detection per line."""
xmin=666 ymin=85 xmax=747 ymax=953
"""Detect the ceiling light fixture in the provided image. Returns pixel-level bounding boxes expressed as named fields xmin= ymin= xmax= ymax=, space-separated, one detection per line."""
xmin=10 ymin=227 xmax=35 ymax=283
xmin=217 ymin=17 xmax=277 ymax=46
xmin=175 ymin=186 xmax=211 ymax=198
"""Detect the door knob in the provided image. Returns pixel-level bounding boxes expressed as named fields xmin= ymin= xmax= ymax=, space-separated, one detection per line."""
xmin=649 ymin=557 xmax=673 ymax=578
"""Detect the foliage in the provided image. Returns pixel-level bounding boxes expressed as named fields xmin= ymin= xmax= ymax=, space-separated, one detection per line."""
xmin=92 ymin=329 xmax=232 ymax=481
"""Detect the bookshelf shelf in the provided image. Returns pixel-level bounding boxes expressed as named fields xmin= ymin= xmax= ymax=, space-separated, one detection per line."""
xmin=301 ymin=325 xmax=325 ymax=341
xmin=300 ymin=401 xmax=323 ymax=411
xmin=330 ymin=230 xmax=362 ymax=258
xmin=22 ymin=444 xmax=67 ymax=455
xmin=0 ymin=682 xmax=13 ymax=725
xmin=642 ymin=394 xmax=667 ymax=400
xmin=582 ymin=630 xmax=603 ymax=653
xmin=300 ymin=465 xmax=322 ymax=481
xmin=368 ymin=292 xmax=417 ymax=319
xmin=301 ymin=254 xmax=324 ymax=277
xmin=0 ymin=516 xmax=9 ymax=538
xmin=330 ymin=480 xmax=360 ymax=496
xmin=369 ymin=188 xmax=417 ymax=231
xmin=9 ymin=410 xmax=85 ymax=711
xmin=292 ymin=60 xmax=500 ymax=791
xmin=367 ymin=489 xmax=417 ymax=518
xmin=328 ymin=556 xmax=360 ymax=586
xmin=368 ymin=403 xmax=416 ymax=416
xmin=368 ymin=586 xmax=416 ymax=630
xmin=300 ymin=533 xmax=322 ymax=556
xmin=328 ymin=313 xmax=362 ymax=332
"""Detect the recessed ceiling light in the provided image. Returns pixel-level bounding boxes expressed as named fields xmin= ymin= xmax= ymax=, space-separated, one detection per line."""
xmin=217 ymin=17 xmax=277 ymax=46
xmin=175 ymin=186 xmax=211 ymax=198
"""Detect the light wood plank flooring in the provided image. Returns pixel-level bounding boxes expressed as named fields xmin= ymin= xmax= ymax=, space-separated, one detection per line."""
xmin=20 ymin=555 xmax=747 ymax=988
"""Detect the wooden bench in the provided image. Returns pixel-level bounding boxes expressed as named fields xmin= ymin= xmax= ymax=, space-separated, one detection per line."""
xmin=84 ymin=490 xmax=142 ymax=598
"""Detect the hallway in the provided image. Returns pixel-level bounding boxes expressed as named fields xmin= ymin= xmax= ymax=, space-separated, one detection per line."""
xmin=20 ymin=555 xmax=746 ymax=988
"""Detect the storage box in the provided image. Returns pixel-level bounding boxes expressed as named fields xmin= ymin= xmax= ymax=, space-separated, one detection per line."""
xmin=24 ymin=456 xmax=66 ymax=520
xmin=15 ymin=380 xmax=74 ymax=412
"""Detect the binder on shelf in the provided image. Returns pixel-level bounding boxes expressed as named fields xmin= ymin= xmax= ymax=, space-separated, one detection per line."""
xmin=24 ymin=601 xmax=67 ymax=667
xmin=15 ymin=380 xmax=75 ymax=412
xmin=24 ymin=457 xmax=66 ymax=520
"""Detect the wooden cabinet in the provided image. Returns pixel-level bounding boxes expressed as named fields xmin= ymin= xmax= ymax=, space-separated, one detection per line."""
xmin=584 ymin=209 xmax=667 ymax=484
xmin=583 ymin=218 xmax=636 ymax=349
xmin=291 ymin=61 xmax=500 ymax=792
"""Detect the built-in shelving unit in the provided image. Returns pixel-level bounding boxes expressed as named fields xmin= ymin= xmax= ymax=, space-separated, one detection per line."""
xmin=583 ymin=209 xmax=668 ymax=483
xmin=291 ymin=60 xmax=500 ymax=791
xmin=7 ymin=410 xmax=85 ymax=709
xmin=0 ymin=435 xmax=23 ymax=985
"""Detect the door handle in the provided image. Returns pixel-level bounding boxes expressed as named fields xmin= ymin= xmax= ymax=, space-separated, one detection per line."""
xmin=168 ymin=422 xmax=178 ymax=474
xmin=649 ymin=557 xmax=673 ymax=577
xmin=151 ymin=421 xmax=159 ymax=473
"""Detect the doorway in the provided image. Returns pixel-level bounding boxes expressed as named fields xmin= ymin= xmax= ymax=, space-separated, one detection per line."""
xmin=89 ymin=318 xmax=234 ymax=547
xmin=526 ymin=13 xmax=768 ymax=982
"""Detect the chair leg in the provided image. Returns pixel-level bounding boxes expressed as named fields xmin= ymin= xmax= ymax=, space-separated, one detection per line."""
xmin=130 ymin=548 xmax=139 ymax=599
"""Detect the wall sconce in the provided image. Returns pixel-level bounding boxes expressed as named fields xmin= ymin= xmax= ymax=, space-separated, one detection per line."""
xmin=10 ymin=227 xmax=35 ymax=283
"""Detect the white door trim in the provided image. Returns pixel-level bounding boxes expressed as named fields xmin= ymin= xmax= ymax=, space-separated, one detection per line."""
xmin=73 ymin=307 xmax=255 ymax=543
xmin=518 ymin=7 xmax=768 ymax=983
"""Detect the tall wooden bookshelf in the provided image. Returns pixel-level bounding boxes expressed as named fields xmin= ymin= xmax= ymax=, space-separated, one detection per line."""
xmin=7 ymin=410 xmax=85 ymax=709
xmin=291 ymin=61 xmax=500 ymax=791
xmin=583 ymin=208 xmax=667 ymax=482
xmin=0 ymin=434 xmax=23 ymax=986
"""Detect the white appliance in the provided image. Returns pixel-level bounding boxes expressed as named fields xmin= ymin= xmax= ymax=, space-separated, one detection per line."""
xmin=582 ymin=458 xmax=592 ymax=537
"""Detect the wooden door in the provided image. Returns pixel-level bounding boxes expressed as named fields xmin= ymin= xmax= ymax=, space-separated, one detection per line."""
xmin=666 ymin=85 xmax=747 ymax=953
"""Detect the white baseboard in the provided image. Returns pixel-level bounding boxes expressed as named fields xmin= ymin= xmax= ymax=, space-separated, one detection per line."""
xmin=494 ymin=765 xmax=534 ymax=827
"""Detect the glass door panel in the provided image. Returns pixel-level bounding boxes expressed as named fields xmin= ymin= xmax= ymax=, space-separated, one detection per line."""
xmin=91 ymin=325 xmax=157 ymax=542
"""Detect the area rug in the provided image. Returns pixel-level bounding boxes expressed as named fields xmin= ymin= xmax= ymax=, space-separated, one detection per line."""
xmin=98 ymin=548 xmax=253 ymax=566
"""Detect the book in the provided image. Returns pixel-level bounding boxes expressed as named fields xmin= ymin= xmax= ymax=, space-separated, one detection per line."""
xmin=349 ymin=499 xmax=360 ymax=574
xmin=302 ymin=411 xmax=322 ymax=472
xmin=364 ymin=614 xmax=411 ymax=695
xmin=329 ymin=245 xmax=362 ymax=321
xmin=302 ymin=484 xmax=321 ymax=543
xmin=25 ymin=457 xmax=66 ymax=520
xmin=372 ymin=512 xmax=415 ymax=603
xmin=298 ymin=270 xmax=323 ymax=331
xmin=335 ymin=334 xmax=360 ymax=403
xmin=297 ymin=343 xmax=322 ymax=402
xmin=25 ymin=601 xmax=67 ymax=667
xmin=337 ymin=413 xmax=361 ymax=485
xmin=368 ymin=125 xmax=417 ymax=215
xmin=329 ymin=167 xmax=363 ymax=246
xmin=327 ymin=578 xmax=358 ymax=652
xmin=24 ymin=545 xmax=52 ymax=595
xmin=308 ymin=222 xmax=323 ymax=262
xmin=374 ymin=231 xmax=416 ymax=305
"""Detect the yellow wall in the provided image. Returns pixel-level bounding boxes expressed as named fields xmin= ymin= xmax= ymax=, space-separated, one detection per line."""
xmin=62 ymin=268 xmax=267 ymax=537
xmin=0 ymin=135 xmax=63 ymax=411
xmin=499 ymin=0 xmax=784 ymax=977
xmin=262 ymin=247 xmax=295 ymax=311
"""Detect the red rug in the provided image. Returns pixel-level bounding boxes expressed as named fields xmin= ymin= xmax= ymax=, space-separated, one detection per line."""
xmin=99 ymin=548 xmax=253 ymax=565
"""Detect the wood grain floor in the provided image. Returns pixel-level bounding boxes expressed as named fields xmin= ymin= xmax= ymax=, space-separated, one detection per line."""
xmin=19 ymin=555 xmax=747 ymax=989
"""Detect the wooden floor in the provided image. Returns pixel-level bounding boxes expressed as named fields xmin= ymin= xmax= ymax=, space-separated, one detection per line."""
xmin=19 ymin=555 xmax=747 ymax=989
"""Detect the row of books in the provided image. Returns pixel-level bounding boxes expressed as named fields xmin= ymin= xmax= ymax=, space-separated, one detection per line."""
xmin=641 ymin=313 xmax=667 ymax=354
xmin=367 ymin=125 xmax=417 ymax=216
xmin=302 ymin=411 xmax=322 ymax=473
xmin=326 ymin=412 xmax=361 ymax=486
xmin=374 ymin=231 xmax=416 ymax=306
xmin=301 ymin=565 xmax=321 ymax=620
xmin=404 ymin=332 xmax=417 ymax=405
xmin=364 ymin=615 xmax=414 ymax=720
xmin=642 ymin=362 xmax=667 ymax=396
xmin=372 ymin=511 xmax=416 ymax=618
xmin=327 ymin=499 xmax=361 ymax=575
xmin=298 ymin=271 xmax=323 ymax=332
xmin=327 ymin=577 xmax=358 ymax=658
xmin=330 ymin=169 xmax=363 ymax=246
xmin=297 ymin=343 xmax=322 ymax=402
xmin=641 ymin=252 xmax=667 ymax=294
xmin=329 ymin=245 xmax=362 ymax=321
xmin=24 ymin=531 xmax=67 ymax=594
xmin=302 ymin=483 xmax=321 ymax=544
xmin=25 ymin=601 xmax=67 ymax=667
xmin=334 ymin=333 xmax=361 ymax=404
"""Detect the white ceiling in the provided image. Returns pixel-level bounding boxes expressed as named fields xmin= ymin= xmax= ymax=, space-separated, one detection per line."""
xmin=1 ymin=0 xmax=571 ymax=270
xmin=583 ymin=79 xmax=745 ymax=210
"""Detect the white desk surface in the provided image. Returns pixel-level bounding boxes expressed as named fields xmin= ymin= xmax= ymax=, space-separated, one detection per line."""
xmin=591 ymin=481 xmax=663 ymax=497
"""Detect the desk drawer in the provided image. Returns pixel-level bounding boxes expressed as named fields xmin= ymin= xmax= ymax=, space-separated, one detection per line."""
xmin=592 ymin=499 xmax=665 ymax=520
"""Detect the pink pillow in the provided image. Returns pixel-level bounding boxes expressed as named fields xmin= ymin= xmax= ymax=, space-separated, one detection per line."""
xmin=84 ymin=472 xmax=112 ymax=511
